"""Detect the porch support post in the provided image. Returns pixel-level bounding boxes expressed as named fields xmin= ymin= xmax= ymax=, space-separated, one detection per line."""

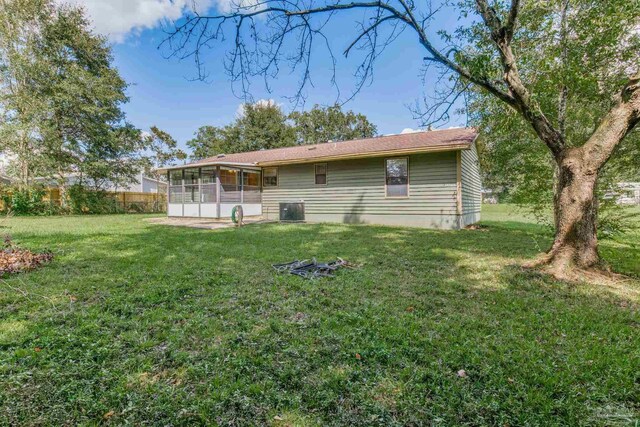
xmin=456 ymin=151 xmax=462 ymax=229
xmin=215 ymin=165 xmax=221 ymax=218
xmin=181 ymin=168 xmax=185 ymax=217
xmin=198 ymin=167 xmax=202 ymax=218
xmin=240 ymin=168 xmax=244 ymax=204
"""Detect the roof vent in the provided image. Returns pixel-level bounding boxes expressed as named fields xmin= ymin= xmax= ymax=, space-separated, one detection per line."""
xmin=217 ymin=154 xmax=226 ymax=158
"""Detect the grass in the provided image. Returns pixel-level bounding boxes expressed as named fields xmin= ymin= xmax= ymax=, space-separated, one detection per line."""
xmin=0 ymin=205 xmax=638 ymax=426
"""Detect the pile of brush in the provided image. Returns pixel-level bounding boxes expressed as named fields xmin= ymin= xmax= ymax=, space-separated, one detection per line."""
xmin=0 ymin=235 xmax=53 ymax=277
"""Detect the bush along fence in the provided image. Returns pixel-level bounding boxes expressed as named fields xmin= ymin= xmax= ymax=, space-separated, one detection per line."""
xmin=0 ymin=185 xmax=167 ymax=215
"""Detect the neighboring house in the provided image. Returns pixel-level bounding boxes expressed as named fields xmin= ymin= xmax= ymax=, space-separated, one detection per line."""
xmin=616 ymin=182 xmax=640 ymax=205
xmin=35 ymin=170 xmax=166 ymax=194
xmin=159 ymin=128 xmax=481 ymax=229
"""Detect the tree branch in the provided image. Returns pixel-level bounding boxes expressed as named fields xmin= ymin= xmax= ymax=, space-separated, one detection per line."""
xmin=582 ymin=72 xmax=640 ymax=173
xmin=475 ymin=0 xmax=565 ymax=157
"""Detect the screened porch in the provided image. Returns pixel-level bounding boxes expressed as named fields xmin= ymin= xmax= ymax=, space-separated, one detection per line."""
xmin=167 ymin=166 xmax=262 ymax=218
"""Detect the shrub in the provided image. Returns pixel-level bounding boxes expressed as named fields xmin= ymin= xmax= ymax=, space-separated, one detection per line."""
xmin=68 ymin=185 xmax=119 ymax=214
xmin=0 ymin=187 xmax=49 ymax=215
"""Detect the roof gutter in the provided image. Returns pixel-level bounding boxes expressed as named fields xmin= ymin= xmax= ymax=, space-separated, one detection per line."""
xmin=156 ymin=161 xmax=260 ymax=173
xmin=156 ymin=142 xmax=472 ymax=172
xmin=256 ymin=143 xmax=472 ymax=166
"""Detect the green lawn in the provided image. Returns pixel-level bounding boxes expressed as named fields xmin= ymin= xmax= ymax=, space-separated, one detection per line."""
xmin=0 ymin=206 xmax=638 ymax=426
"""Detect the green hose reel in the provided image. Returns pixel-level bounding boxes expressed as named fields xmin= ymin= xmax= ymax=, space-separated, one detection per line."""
xmin=231 ymin=205 xmax=244 ymax=225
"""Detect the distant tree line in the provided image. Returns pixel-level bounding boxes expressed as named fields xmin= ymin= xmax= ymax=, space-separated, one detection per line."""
xmin=0 ymin=0 xmax=378 ymax=214
xmin=187 ymin=102 xmax=377 ymax=160
xmin=0 ymin=0 xmax=184 ymax=212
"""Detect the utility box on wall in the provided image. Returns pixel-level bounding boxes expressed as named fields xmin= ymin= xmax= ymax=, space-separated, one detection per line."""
xmin=279 ymin=202 xmax=305 ymax=221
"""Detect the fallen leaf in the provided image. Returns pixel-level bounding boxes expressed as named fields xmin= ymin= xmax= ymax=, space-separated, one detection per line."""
xmin=103 ymin=410 xmax=115 ymax=419
xmin=405 ymin=306 xmax=415 ymax=312
xmin=34 ymin=347 xmax=42 ymax=352
xmin=355 ymin=353 xmax=362 ymax=360
xmin=273 ymin=415 xmax=283 ymax=421
xmin=457 ymin=369 xmax=467 ymax=378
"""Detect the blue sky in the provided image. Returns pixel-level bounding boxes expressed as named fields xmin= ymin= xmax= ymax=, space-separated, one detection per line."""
xmin=75 ymin=0 xmax=468 ymax=151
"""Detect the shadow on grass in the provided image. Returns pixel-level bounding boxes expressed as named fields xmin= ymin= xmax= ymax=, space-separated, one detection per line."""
xmin=1 ymin=217 xmax=639 ymax=425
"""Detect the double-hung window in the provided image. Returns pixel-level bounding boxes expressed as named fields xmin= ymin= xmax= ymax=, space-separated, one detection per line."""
xmin=263 ymin=167 xmax=278 ymax=187
xmin=385 ymin=158 xmax=409 ymax=197
xmin=315 ymin=163 xmax=327 ymax=185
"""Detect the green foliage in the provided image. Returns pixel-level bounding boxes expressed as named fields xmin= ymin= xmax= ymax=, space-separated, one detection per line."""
xmin=187 ymin=102 xmax=377 ymax=159
xmin=289 ymin=104 xmax=377 ymax=144
xmin=0 ymin=0 xmax=146 ymax=190
xmin=67 ymin=184 xmax=119 ymax=215
xmin=0 ymin=211 xmax=638 ymax=424
xmin=187 ymin=101 xmax=295 ymax=159
xmin=0 ymin=187 xmax=50 ymax=215
xmin=467 ymin=0 xmax=640 ymax=233
xmin=142 ymin=126 xmax=186 ymax=180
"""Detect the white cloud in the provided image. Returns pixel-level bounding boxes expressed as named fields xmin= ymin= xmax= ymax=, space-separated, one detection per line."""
xmin=235 ymin=99 xmax=280 ymax=117
xmin=59 ymin=0 xmax=215 ymax=43
xmin=400 ymin=128 xmax=422 ymax=134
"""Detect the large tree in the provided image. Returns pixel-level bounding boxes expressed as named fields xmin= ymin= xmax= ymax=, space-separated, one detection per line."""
xmin=188 ymin=102 xmax=378 ymax=159
xmin=166 ymin=0 xmax=639 ymax=278
xmin=0 ymin=0 xmax=144 ymax=197
xmin=0 ymin=0 xmax=51 ymax=186
xmin=187 ymin=100 xmax=295 ymax=159
xmin=289 ymin=104 xmax=377 ymax=144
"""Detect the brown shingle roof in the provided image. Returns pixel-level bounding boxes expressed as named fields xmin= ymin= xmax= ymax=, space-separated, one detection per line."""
xmin=173 ymin=127 xmax=476 ymax=170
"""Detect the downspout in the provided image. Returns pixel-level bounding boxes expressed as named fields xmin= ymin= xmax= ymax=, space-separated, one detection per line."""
xmin=456 ymin=150 xmax=463 ymax=229
xmin=215 ymin=166 xmax=221 ymax=218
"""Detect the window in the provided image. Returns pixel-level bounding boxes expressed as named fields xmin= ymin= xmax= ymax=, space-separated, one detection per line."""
xmin=169 ymin=170 xmax=183 ymax=204
xmin=243 ymin=170 xmax=262 ymax=203
xmin=184 ymin=168 xmax=200 ymax=185
xmin=263 ymin=167 xmax=278 ymax=187
xmin=169 ymin=170 xmax=182 ymax=186
xmin=315 ymin=163 xmax=327 ymax=185
xmin=201 ymin=167 xmax=216 ymax=203
xmin=182 ymin=168 xmax=200 ymax=203
xmin=169 ymin=186 xmax=182 ymax=203
xmin=184 ymin=185 xmax=200 ymax=203
xmin=201 ymin=167 xmax=216 ymax=184
xmin=385 ymin=158 xmax=409 ymax=197
xmin=243 ymin=170 xmax=260 ymax=187
xmin=220 ymin=168 xmax=240 ymax=203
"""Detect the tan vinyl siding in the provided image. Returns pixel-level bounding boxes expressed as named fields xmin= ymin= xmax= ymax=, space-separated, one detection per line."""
xmin=262 ymin=152 xmax=458 ymax=225
xmin=460 ymin=141 xmax=482 ymax=225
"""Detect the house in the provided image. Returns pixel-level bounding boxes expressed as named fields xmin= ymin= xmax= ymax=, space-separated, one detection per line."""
xmin=616 ymin=182 xmax=640 ymax=205
xmin=159 ymin=128 xmax=482 ymax=229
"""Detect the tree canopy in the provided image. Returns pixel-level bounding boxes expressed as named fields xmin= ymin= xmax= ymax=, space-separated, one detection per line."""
xmin=0 ymin=0 xmax=152 ymax=193
xmin=187 ymin=102 xmax=377 ymax=159
xmin=289 ymin=104 xmax=377 ymax=144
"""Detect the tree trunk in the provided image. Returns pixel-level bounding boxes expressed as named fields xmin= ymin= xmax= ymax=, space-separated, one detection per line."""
xmin=532 ymin=148 xmax=602 ymax=277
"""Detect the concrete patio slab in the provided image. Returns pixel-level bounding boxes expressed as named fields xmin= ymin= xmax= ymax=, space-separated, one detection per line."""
xmin=145 ymin=216 xmax=269 ymax=230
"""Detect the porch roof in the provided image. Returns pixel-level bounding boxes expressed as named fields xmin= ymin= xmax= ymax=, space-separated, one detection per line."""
xmin=159 ymin=127 xmax=477 ymax=172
